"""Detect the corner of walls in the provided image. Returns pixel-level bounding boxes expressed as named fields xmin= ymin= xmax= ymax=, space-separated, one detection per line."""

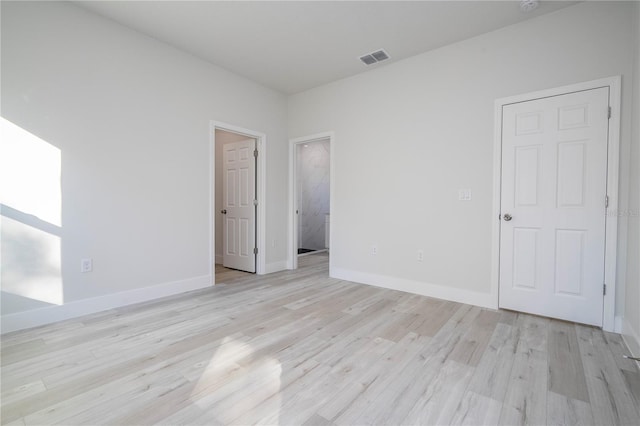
xmin=623 ymin=318 xmax=640 ymax=357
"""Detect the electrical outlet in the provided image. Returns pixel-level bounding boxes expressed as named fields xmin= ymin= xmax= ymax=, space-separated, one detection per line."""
xmin=371 ymin=245 xmax=378 ymax=255
xmin=417 ymin=250 xmax=424 ymax=262
xmin=81 ymin=258 xmax=93 ymax=273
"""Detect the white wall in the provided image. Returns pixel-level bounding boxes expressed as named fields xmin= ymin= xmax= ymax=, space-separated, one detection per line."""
xmin=297 ymin=140 xmax=330 ymax=250
xmin=1 ymin=1 xmax=288 ymax=331
xmin=214 ymin=130 xmax=255 ymax=265
xmin=2 ymin=0 xmax=638 ymax=337
xmin=623 ymin=1 xmax=640 ymax=355
xmin=288 ymin=1 xmax=636 ymax=311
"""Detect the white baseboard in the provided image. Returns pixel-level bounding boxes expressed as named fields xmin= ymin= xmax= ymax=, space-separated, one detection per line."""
xmin=331 ymin=267 xmax=497 ymax=310
xmin=1 ymin=275 xmax=212 ymax=334
xmin=264 ymin=260 xmax=288 ymax=274
xmin=622 ymin=317 xmax=640 ymax=358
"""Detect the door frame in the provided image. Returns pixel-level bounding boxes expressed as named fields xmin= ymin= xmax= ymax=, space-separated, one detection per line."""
xmin=210 ymin=121 xmax=267 ymax=281
xmin=288 ymin=131 xmax=334 ymax=270
xmin=491 ymin=76 xmax=621 ymax=332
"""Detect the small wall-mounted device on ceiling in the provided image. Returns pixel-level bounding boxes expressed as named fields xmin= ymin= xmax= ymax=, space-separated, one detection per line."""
xmin=520 ymin=0 xmax=540 ymax=13
xmin=359 ymin=49 xmax=390 ymax=66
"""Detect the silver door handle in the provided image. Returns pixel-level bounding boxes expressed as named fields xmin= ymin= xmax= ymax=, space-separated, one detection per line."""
xmin=503 ymin=213 xmax=512 ymax=221
xmin=221 ymin=209 xmax=227 ymax=214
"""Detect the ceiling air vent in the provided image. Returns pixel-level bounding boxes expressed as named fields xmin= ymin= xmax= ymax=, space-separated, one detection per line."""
xmin=359 ymin=49 xmax=390 ymax=66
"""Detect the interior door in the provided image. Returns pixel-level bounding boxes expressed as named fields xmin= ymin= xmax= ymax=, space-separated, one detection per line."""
xmin=499 ymin=87 xmax=609 ymax=326
xmin=222 ymin=139 xmax=256 ymax=273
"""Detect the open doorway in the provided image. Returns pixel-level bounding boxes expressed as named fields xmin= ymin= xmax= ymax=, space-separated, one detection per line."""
xmin=211 ymin=122 xmax=267 ymax=280
xmin=289 ymin=133 xmax=332 ymax=270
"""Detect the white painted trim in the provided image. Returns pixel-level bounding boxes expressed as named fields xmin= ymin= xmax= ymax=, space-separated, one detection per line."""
xmin=615 ymin=315 xmax=624 ymax=334
xmin=622 ymin=317 xmax=640 ymax=359
xmin=210 ymin=121 xmax=267 ymax=278
xmin=288 ymin=132 xmax=335 ymax=270
xmin=332 ymin=267 xmax=496 ymax=309
xmin=265 ymin=260 xmax=288 ymax=274
xmin=603 ymin=76 xmax=622 ymax=333
xmin=1 ymin=275 xmax=211 ymax=334
xmin=491 ymin=76 xmax=621 ymax=332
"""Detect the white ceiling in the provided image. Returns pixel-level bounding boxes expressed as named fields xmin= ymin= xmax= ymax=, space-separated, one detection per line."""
xmin=75 ymin=1 xmax=579 ymax=94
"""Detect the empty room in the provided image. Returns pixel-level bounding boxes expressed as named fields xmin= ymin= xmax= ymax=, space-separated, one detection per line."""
xmin=1 ymin=1 xmax=639 ymax=425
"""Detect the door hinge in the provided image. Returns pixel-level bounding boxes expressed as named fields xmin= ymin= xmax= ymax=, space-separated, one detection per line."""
xmin=605 ymin=195 xmax=609 ymax=208
xmin=608 ymin=106 xmax=612 ymax=119
xmin=253 ymin=247 xmax=258 ymax=255
xmin=603 ymin=284 xmax=607 ymax=296
xmin=253 ymin=149 xmax=258 ymax=158
xmin=253 ymin=199 xmax=258 ymax=206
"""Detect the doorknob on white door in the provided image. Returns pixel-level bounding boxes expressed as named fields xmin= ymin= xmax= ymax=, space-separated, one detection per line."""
xmin=503 ymin=213 xmax=512 ymax=221
xmin=221 ymin=209 xmax=227 ymax=214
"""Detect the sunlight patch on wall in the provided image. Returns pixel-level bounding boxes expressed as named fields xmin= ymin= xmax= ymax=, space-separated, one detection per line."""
xmin=0 ymin=117 xmax=61 ymax=226
xmin=1 ymin=116 xmax=64 ymax=309
xmin=1 ymin=216 xmax=63 ymax=306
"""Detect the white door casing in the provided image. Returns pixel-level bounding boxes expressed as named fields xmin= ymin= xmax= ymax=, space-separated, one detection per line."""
xmin=288 ymin=132 xmax=334 ymax=270
xmin=499 ymin=87 xmax=609 ymax=326
xmin=223 ymin=139 xmax=256 ymax=272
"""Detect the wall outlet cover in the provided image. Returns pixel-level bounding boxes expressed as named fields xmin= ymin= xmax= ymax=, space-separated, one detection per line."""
xmin=81 ymin=258 xmax=93 ymax=273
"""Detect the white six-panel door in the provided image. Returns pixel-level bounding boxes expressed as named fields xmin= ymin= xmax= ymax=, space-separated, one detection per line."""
xmin=499 ymin=87 xmax=609 ymax=326
xmin=222 ymin=139 xmax=256 ymax=273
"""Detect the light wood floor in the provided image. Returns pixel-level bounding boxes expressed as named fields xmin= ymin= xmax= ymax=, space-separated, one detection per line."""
xmin=2 ymin=253 xmax=639 ymax=425
xmin=215 ymin=263 xmax=254 ymax=283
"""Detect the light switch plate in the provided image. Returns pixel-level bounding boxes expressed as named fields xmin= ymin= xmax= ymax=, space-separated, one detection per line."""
xmin=458 ymin=189 xmax=472 ymax=201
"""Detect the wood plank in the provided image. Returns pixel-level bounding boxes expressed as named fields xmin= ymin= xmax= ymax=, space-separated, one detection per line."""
xmin=576 ymin=324 xmax=640 ymax=425
xmin=498 ymin=309 xmax=517 ymax=326
xmin=401 ymin=359 xmax=475 ymax=425
xmin=301 ymin=413 xmax=335 ymax=426
xmin=547 ymin=321 xmax=590 ymax=402
xmin=0 ymin=380 xmax=47 ymax=407
xmin=409 ymin=300 xmax=460 ymax=337
xmin=327 ymin=332 xmax=429 ymax=425
xmin=467 ymin=322 xmax=518 ymax=401
xmin=546 ymin=390 xmax=594 ymax=426
xmin=368 ymin=305 xmax=481 ymax=425
xmin=313 ymin=336 xmax=397 ymax=421
xmin=0 ymin=339 xmax=46 ymax=365
xmin=449 ymin=309 xmax=501 ymax=366
xmin=450 ymin=390 xmax=503 ymax=426
xmin=622 ymin=369 xmax=640 ymax=410
xmin=376 ymin=312 xmax=419 ymax=342
xmin=229 ymin=361 xmax=332 ymax=425
xmin=498 ymin=314 xmax=548 ymax=426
